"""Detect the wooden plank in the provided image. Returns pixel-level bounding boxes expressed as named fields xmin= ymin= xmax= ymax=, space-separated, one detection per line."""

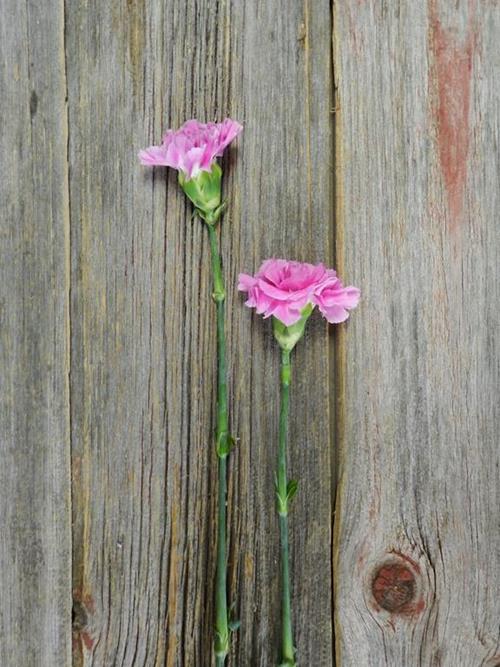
xmin=228 ymin=3 xmax=335 ymax=665
xmin=0 ymin=1 xmax=72 ymax=665
xmin=67 ymin=0 xmax=335 ymax=664
xmin=334 ymin=1 xmax=500 ymax=665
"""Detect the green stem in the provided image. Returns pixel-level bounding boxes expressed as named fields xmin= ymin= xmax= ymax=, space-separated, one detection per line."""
xmin=277 ymin=349 xmax=295 ymax=666
xmin=207 ymin=223 xmax=230 ymax=665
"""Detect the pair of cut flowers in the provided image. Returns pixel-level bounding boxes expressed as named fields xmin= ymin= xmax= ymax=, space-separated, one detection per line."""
xmin=140 ymin=117 xmax=360 ymax=667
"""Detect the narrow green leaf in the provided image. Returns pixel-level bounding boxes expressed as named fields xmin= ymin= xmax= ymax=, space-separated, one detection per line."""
xmin=286 ymin=479 xmax=298 ymax=502
xmin=228 ymin=619 xmax=241 ymax=632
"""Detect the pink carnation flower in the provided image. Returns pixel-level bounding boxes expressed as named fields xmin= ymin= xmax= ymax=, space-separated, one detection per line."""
xmin=138 ymin=118 xmax=242 ymax=180
xmin=238 ymin=259 xmax=360 ymax=326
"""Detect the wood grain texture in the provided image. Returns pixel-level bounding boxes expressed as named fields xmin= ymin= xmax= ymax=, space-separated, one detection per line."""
xmin=6 ymin=0 xmax=498 ymax=664
xmin=0 ymin=0 xmax=72 ymax=664
xmin=334 ymin=1 xmax=500 ymax=665
xmin=67 ymin=1 xmax=335 ymax=665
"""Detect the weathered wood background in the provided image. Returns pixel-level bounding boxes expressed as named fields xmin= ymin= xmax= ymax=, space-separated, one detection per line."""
xmin=0 ymin=1 xmax=498 ymax=665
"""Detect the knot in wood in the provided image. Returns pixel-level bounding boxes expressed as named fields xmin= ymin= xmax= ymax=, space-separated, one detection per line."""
xmin=371 ymin=562 xmax=416 ymax=613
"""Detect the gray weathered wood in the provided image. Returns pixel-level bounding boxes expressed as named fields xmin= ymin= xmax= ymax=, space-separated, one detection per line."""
xmin=0 ymin=0 xmax=72 ymax=664
xmin=67 ymin=1 xmax=335 ymax=664
xmin=4 ymin=0 xmax=499 ymax=664
xmin=334 ymin=1 xmax=500 ymax=664
xmin=227 ymin=3 xmax=335 ymax=665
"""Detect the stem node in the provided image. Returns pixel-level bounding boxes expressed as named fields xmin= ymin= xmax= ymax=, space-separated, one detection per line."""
xmin=212 ymin=290 xmax=226 ymax=302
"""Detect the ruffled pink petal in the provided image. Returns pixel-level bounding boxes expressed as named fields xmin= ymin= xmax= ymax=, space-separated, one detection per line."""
xmin=256 ymin=278 xmax=293 ymax=301
xmin=314 ymin=285 xmax=360 ymax=323
xmin=255 ymin=258 xmax=287 ymax=283
xmin=254 ymin=292 xmax=273 ymax=315
xmin=164 ymin=140 xmax=183 ymax=170
xmin=237 ymin=273 xmax=258 ymax=291
xmin=318 ymin=286 xmax=360 ymax=308
xmin=317 ymin=304 xmax=350 ymax=324
xmin=161 ymin=129 xmax=176 ymax=148
xmin=241 ymin=286 xmax=272 ymax=315
xmin=140 ymin=118 xmax=242 ymax=175
xmin=184 ymin=146 xmax=210 ymax=179
xmin=239 ymin=258 xmax=359 ymax=328
xmin=199 ymin=140 xmax=218 ymax=171
xmin=266 ymin=302 xmax=303 ymax=326
xmin=214 ymin=119 xmax=243 ymax=156
xmin=138 ymin=145 xmax=170 ymax=166
xmin=279 ymin=262 xmax=325 ymax=291
xmin=182 ymin=119 xmax=204 ymax=133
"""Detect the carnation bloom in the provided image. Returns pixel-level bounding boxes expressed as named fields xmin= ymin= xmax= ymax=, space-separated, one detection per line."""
xmin=138 ymin=118 xmax=243 ymax=180
xmin=238 ymin=258 xmax=360 ymax=327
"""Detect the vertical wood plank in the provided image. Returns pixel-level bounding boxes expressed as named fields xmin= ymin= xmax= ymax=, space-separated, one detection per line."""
xmin=0 ymin=0 xmax=72 ymax=664
xmin=67 ymin=2 xmax=173 ymax=662
xmin=67 ymin=0 xmax=335 ymax=664
xmin=334 ymin=1 xmax=500 ymax=664
xmin=227 ymin=3 xmax=335 ymax=665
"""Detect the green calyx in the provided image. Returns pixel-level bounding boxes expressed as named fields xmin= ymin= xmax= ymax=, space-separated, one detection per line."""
xmin=272 ymin=303 xmax=314 ymax=352
xmin=179 ymin=162 xmax=226 ymax=225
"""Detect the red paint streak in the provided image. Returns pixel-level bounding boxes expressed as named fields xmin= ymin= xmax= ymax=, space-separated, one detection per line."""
xmin=389 ymin=549 xmax=421 ymax=575
xmin=391 ymin=596 xmax=426 ymax=619
xmin=394 ymin=595 xmax=426 ymax=619
xmin=73 ymin=587 xmax=95 ymax=614
xmin=430 ymin=1 xmax=475 ymax=227
xmin=72 ymin=635 xmax=80 ymax=653
xmin=72 ymin=587 xmax=96 ymax=653
xmin=82 ymin=592 xmax=95 ymax=614
xmin=409 ymin=597 xmax=426 ymax=616
xmin=81 ymin=631 xmax=95 ymax=651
